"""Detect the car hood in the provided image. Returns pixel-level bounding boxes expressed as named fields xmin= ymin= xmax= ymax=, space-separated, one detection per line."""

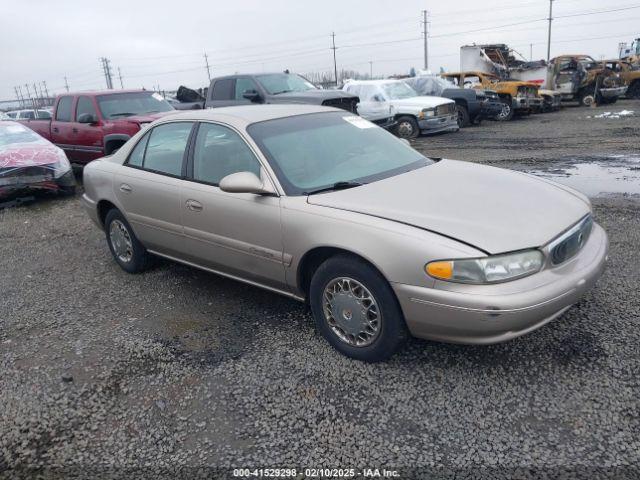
xmin=390 ymin=96 xmax=454 ymax=108
xmin=0 ymin=143 xmax=65 ymax=168
xmin=270 ymin=89 xmax=358 ymax=104
xmin=306 ymin=159 xmax=591 ymax=254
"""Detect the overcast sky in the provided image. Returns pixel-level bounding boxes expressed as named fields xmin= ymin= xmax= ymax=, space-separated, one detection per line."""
xmin=1 ymin=0 xmax=638 ymax=99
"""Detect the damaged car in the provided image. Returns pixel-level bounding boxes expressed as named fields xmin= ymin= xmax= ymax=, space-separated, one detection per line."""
xmin=0 ymin=121 xmax=76 ymax=202
xmin=604 ymin=59 xmax=640 ymax=99
xmin=404 ymin=73 xmax=504 ymax=127
xmin=82 ymin=105 xmax=608 ymax=362
xmin=205 ymin=72 xmax=359 ymax=113
xmin=342 ymin=79 xmax=458 ymax=138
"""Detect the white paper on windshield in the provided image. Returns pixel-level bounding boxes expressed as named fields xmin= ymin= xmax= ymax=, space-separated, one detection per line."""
xmin=151 ymin=93 xmax=164 ymax=101
xmin=343 ymin=116 xmax=375 ymax=129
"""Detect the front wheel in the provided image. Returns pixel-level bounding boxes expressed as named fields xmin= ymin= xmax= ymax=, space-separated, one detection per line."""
xmin=104 ymin=209 xmax=153 ymax=273
xmin=627 ymin=81 xmax=640 ymax=99
xmin=455 ymin=105 xmax=471 ymax=128
xmin=496 ymin=99 xmax=514 ymax=121
xmin=309 ymin=255 xmax=408 ymax=362
xmin=394 ymin=116 xmax=420 ymax=139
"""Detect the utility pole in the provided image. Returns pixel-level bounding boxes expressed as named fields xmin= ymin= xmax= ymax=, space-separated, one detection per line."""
xmin=331 ymin=32 xmax=338 ymax=87
xmin=422 ymin=10 xmax=429 ymax=70
xmin=118 ymin=67 xmax=124 ymax=89
xmin=43 ymin=81 xmax=49 ymax=98
xmin=204 ymin=53 xmax=212 ymax=83
xmin=369 ymin=61 xmax=373 ymax=79
xmin=100 ymin=57 xmax=114 ymax=89
xmin=64 ymin=76 xmax=69 ymax=92
xmin=546 ymin=0 xmax=554 ymax=62
xmin=530 ymin=44 xmax=533 ymax=61
xmin=14 ymin=87 xmax=22 ymax=108
xmin=17 ymin=86 xmax=26 ymax=108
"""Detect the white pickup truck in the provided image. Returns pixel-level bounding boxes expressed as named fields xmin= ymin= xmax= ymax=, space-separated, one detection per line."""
xmin=343 ymin=79 xmax=459 ymax=138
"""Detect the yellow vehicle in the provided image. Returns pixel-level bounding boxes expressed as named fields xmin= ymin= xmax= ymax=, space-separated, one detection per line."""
xmin=605 ymin=59 xmax=640 ymax=99
xmin=441 ymin=71 xmax=540 ymax=121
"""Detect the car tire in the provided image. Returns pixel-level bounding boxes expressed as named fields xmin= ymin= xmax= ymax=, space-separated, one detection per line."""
xmin=394 ymin=116 xmax=420 ymax=139
xmin=455 ymin=105 xmax=471 ymax=128
xmin=309 ymin=254 xmax=409 ymax=362
xmin=496 ymin=99 xmax=514 ymax=121
xmin=627 ymin=81 xmax=640 ymax=99
xmin=104 ymin=208 xmax=153 ymax=273
xmin=578 ymin=88 xmax=598 ymax=107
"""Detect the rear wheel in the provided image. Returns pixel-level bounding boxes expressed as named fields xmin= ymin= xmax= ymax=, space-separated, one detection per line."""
xmin=309 ymin=255 xmax=408 ymax=362
xmin=104 ymin=209 xmax=153 ymax=273
xmin=496 ymin=99 xmax=514 ymax=121
xmin=394 ymin=116 xmax=420 ymax=139
xmin=455 ymin=105 xmax=471 ymax=128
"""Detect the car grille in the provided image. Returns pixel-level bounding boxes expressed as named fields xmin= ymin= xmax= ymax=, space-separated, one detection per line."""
xmin=435 ymin=103 xmax=456 ymax=116
xmin=549 ymin=215 xmax=593 ymax=265
xmin=322 ymin=97 xmax=359 ymax=113
xmin=0 ymin=165 xmax=54 ymax=184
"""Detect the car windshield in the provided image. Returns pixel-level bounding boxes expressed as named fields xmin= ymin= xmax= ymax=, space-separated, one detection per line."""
xmin=406 ymin=76 xmax=456 ymax=96
xmin=97 ymin=92 xmax=174 ymax=119
xmin=247 ymin=112 xmax=432 ymax=195
xmin=256 ymin=74 xmax=317 ymax=95
xmin=0 ymin=122 xmax=47 ymax=148
xmin=381 ymin=82 xmax=418 ymax=100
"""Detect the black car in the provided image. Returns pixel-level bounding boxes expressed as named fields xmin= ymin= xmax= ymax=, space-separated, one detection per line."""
xmin=204 ymin=73 xmax=359 ymax=113
xmin=405 ymin=75 xmax=504 ymax=127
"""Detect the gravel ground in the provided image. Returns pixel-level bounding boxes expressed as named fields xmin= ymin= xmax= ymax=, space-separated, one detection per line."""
xmin=1 ymin=100 xmax=639 ymax=479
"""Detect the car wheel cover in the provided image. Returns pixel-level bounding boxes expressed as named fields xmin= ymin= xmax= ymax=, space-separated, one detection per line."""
xmin=109 ymin=219 xmax=134 ymax=263
xmin=582 ymin=94 xmax=595 ymax=106
xmin=322 ymin=277 xmax=381 ymax=347
xmin=397 ymin=121 xmax=414 ymax=137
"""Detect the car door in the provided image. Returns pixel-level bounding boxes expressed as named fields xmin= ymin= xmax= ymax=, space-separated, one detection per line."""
xmin=233 ymin=77 xmax=262 ymax=104
xmin=206 ymin=78 xmax=239 ymax=108
xmin=51 ymin=96 xmax=77 ymax=160
xmin=115 ymin=121 xmax=195 ymax=257
xmin=73 ymin=96 xmax=104 ymax=164
xmin=353 ymin=85 xmax=390 ymax=121
xmin=180 ymin=121 xmax=286 ymax=290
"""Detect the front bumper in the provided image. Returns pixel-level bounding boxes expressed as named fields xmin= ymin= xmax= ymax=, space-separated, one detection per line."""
xmin=599 ymin=86 xmax=628 ymax=98
xmin=480 ymin=100 xmax=504 ymax=118
xmin=392 ymin=222 xmax=609 ymax=345
xmin=0 ymin=168 xmax=76 ymax=200
xmin=418 ymin=114 xmax=459 ymax=134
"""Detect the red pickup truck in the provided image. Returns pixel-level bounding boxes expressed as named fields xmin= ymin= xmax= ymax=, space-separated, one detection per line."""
xmin=18 ymin=90 xmax=175 ymax=164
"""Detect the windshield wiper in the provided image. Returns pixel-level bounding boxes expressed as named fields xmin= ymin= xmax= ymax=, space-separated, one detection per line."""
xmin=108 ymin=112 xmax=137 ymax=118
xmin=271 ymin=89 xmax=293 ymax=95
xmin=304 ymin=181 xmax=366 ymax=196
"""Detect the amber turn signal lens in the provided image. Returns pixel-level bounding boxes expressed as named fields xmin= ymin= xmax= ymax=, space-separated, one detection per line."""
xmin=426 ymin=261 xmax=453 ymax=280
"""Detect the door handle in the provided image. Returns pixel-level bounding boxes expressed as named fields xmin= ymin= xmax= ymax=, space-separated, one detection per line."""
xmin=119 ymin=183 xmax=132 ymax=193
xmin=53 ymin=127 xmax=59 ymax=133
xmin=72 ymin=128 xmax=78 ymax=133
xmin=186 ymin=199 xmax=203 ymax=211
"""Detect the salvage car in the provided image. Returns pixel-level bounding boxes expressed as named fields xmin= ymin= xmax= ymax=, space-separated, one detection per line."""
xmin=6 ymin=109 xmax=52 ymax=120
xmin=205 ymin=72 xmax=359 ymax=113
xmin=0 ymin=121 xmax=76 ymax=200
xmin=404 ymin=74 xmax=503 ymax=127
xmin=342 ymin=79 xmax=458 ymax=138
xmin=604 ymin=59 xmax=640 ymax=99
xmin=18 ymin=90 xmax=176 ymax=164
xmin=81 ymin=105 xmax=608 ymax=362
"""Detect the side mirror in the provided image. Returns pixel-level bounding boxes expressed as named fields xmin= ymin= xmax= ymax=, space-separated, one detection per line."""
xmin=77 ymin=113 xmax=98 ymax=124
xmin=242 ymin=90 xmax=261 ymax=102
xmin=219 ymin=171 xmax=275 ymax=195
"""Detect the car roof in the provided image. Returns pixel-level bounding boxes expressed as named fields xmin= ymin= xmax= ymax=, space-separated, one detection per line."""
xmin=344 ymin=79 xmax=405 ymax=86
xmin=56 ymin=89 xmax=149 ymax=97
xmin=154 ymin=104 xmax=343 ymax=127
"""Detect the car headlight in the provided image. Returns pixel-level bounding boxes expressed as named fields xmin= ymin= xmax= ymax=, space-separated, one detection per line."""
xmin=425 ymin=249 xmax=544 ymax=284
xmin=418 ymin=108 xmax=435 ymax=119
xmin=52 ymin=149 xmax=72 ymax=177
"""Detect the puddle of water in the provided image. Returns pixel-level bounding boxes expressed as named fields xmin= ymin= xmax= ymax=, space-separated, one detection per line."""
xmin=527 ymin=155 xmax=640 ymax=198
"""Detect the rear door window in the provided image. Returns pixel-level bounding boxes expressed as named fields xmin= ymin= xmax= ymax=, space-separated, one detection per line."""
xmin=55 ymin=97 xmax=73 ymax=122
xmin=141 ymin=122 xmax=193 ymax=176
xmin=211 ymin=79 xmax=235 ymax=100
